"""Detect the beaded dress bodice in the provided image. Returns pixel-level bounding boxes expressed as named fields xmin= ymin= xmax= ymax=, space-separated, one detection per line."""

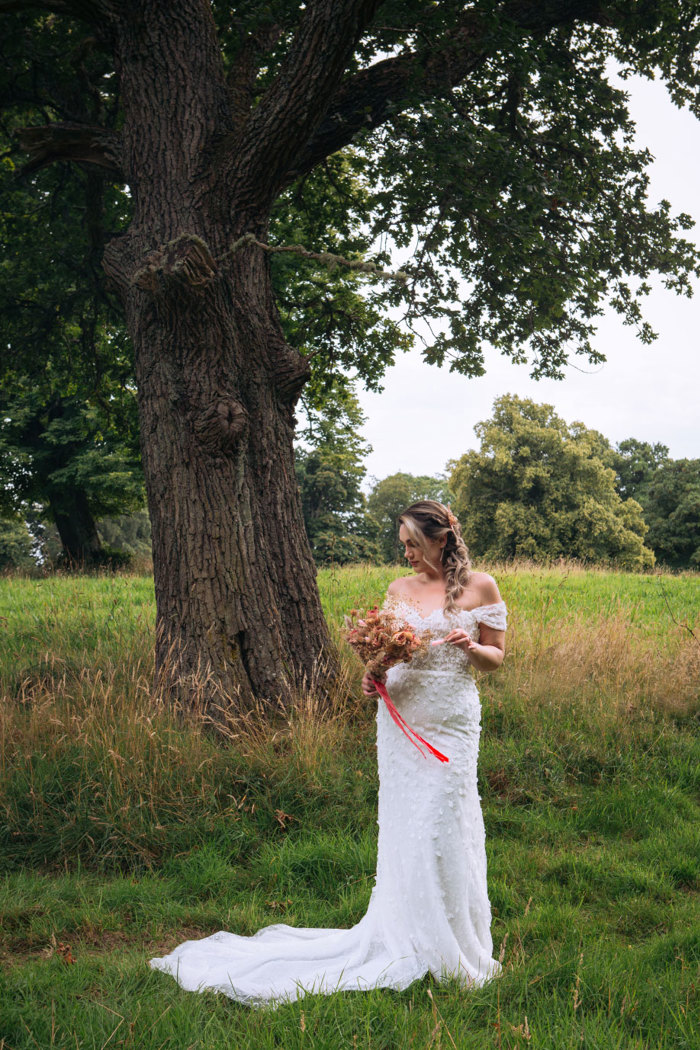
xmin=383 ymin=595 xmax=508 ymax=675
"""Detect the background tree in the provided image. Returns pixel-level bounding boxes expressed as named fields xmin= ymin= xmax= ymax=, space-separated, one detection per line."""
xmin=367 ymin=472 xmax=453 ymax=563
xmin=95 ymin=509 xmax=152 ymax=562
xmin=0 ymin=514 xmax=35 ymax=570
xmin=449 ymin=394 xmax=655 ymax=569
xmin=295 ymin=385 xmax=378 ymax=565
xmin=613 ymin=438 xmax=671 ymax=504
xmin=613 ymin=440 xmax=700 ymax=568
xmin=1 ymin=390 xmax=144 ymax=565
xmin=0 ymin=122 xmax=144 ymax=564
xmin=2 ymin=1 xmax=699 ymax=713
xmin=635 ymin=458 xmax=700 ymax=569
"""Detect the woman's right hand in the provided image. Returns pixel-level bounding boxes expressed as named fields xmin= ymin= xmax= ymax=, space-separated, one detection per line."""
xmin=362 ymin=670 xmax=383 ymax=697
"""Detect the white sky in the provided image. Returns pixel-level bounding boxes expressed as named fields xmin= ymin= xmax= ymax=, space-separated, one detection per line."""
xmin=357 ymin=73 xmax=700 ymax=485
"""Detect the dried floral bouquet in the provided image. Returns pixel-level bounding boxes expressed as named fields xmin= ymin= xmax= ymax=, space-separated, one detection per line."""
xmin=344 ymin=605 xmax=449 ymax=763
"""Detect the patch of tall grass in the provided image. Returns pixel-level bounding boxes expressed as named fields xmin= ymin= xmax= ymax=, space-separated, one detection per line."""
xmin=0 ymin=563 xmax=697 ymax=875
xmin=0 ymin=563 xmax=698 ymax=1048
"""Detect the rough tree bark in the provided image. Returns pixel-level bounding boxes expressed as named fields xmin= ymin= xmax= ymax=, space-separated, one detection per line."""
xmin=97 ymin=3 xmax=344 ymax=715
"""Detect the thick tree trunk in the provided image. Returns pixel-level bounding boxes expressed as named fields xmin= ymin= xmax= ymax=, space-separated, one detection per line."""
xmin=128 ymin=241 xmax=334 ymax=714
xmin=49 ymin=488 xmax=102 ymax=566
xmin=103 ymin=4 xmax=336 ymax=716
xmin=37 ymin=397 xmax=103 ymax=565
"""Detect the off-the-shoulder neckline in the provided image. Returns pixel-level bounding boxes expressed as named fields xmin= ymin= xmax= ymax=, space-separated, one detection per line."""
xmin=387 ymin=595 xmax=506 ymax=621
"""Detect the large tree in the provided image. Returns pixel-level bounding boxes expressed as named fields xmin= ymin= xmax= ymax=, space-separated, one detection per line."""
xmin=2 ymin=1 xmax=699 ymax=713
xmin=295 ymin=386 xmax=379 ymax=565
xmin=449 ymin=394 xmax=655 ymax=569
xmin=0 ymin=97 xmax=400 ymax=564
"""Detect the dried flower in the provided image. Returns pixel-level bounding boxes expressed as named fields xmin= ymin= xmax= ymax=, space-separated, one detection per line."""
xmin=344 ymin=603 xmax=449 ymax=764
xmin=344 ymin=604 xmax=430 ymax=680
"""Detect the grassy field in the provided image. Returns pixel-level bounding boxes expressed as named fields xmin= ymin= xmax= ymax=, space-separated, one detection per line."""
xmin=0 ymin=563 xmax=698 ymax=1049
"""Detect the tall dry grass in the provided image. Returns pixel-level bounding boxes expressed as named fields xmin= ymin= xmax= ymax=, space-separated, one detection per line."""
xmin=1 ymin=566 xmax=697 ymax=871
xmin=0 ymin=608 xmax=375 ymax=871
xmin=3 ymin=592 xmax=697 ymax=776
xmin=489 ymin=607 xmax=699 ymax=726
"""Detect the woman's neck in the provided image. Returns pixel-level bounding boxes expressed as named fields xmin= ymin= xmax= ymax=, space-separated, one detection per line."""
xmin=417 ymin=569 xmax=446 ymax=585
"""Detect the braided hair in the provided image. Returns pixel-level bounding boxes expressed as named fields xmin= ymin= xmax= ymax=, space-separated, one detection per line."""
xmin=398 ymin=500 xmax=472 ymax=615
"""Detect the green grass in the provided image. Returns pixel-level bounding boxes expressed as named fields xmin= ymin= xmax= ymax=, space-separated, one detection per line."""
xmin=318 ymin=560 xmax=700 ymax=633
xmin=0 ymin=563 xmax=698 ymax=1048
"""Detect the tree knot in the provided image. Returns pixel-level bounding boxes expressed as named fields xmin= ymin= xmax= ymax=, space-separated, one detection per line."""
xmin=194 ymin=397 xmax=248 ymax=454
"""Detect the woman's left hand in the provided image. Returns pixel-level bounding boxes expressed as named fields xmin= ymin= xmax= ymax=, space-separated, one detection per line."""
xmin=441 ymin=629 xmax=479 ymax=656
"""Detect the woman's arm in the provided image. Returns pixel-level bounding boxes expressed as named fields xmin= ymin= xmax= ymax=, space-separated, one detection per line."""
xmin=443 ymin=572 xmax=506 ymax=671
xmin=442 ymin=625 xmax=505 ymax=671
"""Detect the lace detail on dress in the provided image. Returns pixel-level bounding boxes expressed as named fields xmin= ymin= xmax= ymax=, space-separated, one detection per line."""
xmin=470 ymin=601 xmax=508 ymax=631
xmin=383 ymin=593 xmax=507 ymax=630
xmin=382 ymin=596 xmax=507 ymax=674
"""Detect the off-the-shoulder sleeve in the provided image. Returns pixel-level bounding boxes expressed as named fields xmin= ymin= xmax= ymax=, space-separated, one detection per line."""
xmin=475 ymin=601 xmax=507 ymax=631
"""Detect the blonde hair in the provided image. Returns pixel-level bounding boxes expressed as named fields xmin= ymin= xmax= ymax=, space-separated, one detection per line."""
xmin=398 ymin=500 xmax=472 ymax=614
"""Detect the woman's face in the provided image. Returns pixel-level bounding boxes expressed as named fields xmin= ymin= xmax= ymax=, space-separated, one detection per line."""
xmin=399 ymin=523 xmax=445 ymax=575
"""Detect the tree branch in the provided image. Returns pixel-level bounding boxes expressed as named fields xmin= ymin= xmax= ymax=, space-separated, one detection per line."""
xmin=228 ymin=0 xmax=384 ymax=208
xmin=16 ymin=122 xmax=123 ymax=177
xmin=0 ymin=0 xmax=109 ymax=20
xmin=284 ymin=0 xmax=613 ymax=184
xmin=287 ymin=27 xmax=484 ymax=182
xmin=226 ymin=22 xmax=284 ymax=129
xmin=221 ymin=231 xmax=407 ymax=284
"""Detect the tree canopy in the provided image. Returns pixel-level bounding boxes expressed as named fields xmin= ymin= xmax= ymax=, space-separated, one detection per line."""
xmin=449 ymin=394 xmax=655 ymax=569
xmin=613 ymin=438 xmax=671 ymax=504
xmin=613 ymin=443 xmax=700 ymax=569
xmin=643 ymin=459 xmax=700 ymax=569
xmin=612 ymin=439 xmax=700 ymax=568
xmin=3 ymin=2 xmax=700 ymax=388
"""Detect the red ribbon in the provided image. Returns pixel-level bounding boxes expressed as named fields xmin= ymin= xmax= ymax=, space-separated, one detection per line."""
xmin=371 ymin=679 xmax=449 ymax=763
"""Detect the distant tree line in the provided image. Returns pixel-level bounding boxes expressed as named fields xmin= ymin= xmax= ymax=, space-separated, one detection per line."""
xmin=2 ymin=388 xmax=698 ymax=572
xmin=293 ymin=392 xmax=699 ymax=572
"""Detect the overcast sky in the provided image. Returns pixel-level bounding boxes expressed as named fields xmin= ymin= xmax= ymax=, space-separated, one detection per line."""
xmin=356 ymin=73 xmax=700 ymax=485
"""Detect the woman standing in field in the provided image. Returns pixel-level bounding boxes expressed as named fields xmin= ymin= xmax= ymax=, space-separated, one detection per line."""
xmin=150 ymin=500 xmax=507 ymax=1004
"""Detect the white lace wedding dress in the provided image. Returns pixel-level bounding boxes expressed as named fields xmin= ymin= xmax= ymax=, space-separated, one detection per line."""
xmin=149 ymin=598 xmax=507 ymax=1007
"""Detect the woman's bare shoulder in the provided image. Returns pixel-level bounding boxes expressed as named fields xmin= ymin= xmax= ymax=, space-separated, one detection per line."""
xmin=387 ymin=576 xmax=414 ymax=597
xmin=469 ymin=571 xmax=502 ymax=606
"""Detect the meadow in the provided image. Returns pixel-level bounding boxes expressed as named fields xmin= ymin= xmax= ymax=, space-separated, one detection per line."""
xmin=0 ymin=562 xmax=698 ymax=1049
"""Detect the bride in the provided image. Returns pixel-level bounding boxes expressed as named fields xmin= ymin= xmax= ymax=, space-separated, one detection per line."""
xmin=149 ymin=500 xmax=507 ymax=1006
